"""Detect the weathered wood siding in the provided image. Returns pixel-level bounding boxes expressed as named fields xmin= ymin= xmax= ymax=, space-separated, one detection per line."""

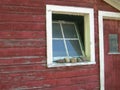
xmin=104 ymin=20 xmax=120 ymax=90
xmin=0 ymin=0 xmax=119 ymax=90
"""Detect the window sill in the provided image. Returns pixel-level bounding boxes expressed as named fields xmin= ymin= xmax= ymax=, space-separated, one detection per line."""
xmin=108 ymin=52 xmax=120 ymax=54
xmin=47 ymin=61 xmax=96 ymax=68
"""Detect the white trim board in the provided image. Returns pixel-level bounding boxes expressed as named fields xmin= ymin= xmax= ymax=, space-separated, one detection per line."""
xmin=99 ymin=11 xmax=120 ymax=90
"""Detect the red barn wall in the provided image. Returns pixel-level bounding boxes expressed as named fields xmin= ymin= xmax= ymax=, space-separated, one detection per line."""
xmin=0 ymin=0 xmax=119 ymax=90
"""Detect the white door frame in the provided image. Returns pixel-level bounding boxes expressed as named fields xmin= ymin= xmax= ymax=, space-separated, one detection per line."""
xmin=98 ymin=11 xmax=120 ymax=90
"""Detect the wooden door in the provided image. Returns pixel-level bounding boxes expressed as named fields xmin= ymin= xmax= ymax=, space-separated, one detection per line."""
xmin=103 ymin=19 xmax=120 ymax=90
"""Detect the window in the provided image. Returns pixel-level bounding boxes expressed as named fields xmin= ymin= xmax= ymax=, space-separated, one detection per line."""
xmin=53 ymin=21 xmax=85 ymax=62
xmin=46 ymin=5 xmax=95 ymax=67
xmin=109 ymin=34 xmax=118 ymax=53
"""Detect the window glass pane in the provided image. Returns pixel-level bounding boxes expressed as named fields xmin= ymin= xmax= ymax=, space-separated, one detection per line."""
xmin=109 ymin=34 xmax=118 ymax=52
xmin=66 ymin=40 xmax=82 ymax=56
xmin=53 ymin=40 xmax=67 ymax=57
xmin=62 ymin=24 xmax=77 ymax=38
xmin=52 ymin=23 xmax=62 ymax=38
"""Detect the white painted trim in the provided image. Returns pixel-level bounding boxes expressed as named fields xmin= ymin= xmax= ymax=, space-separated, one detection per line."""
xmin=48 ymin=61 xmax=96 ymax=68
xmin=46 ymin=5 xmax=95 ymax=67
xmin=46 ymin=7 xmax=52 ymax=66
xmin=99 ymin=11 xmax=120 ymax=90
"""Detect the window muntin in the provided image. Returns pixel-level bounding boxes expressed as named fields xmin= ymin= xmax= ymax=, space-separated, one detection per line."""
xmin=52 ymin=21 xmax=84 ymax=61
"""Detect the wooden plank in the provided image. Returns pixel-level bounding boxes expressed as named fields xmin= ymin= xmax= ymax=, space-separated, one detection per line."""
xmin=0 ymin=31 xmax=45 ymax=39
xmin=0 ymin=47 xmax=46 ymax=57
xmin=46 ymin=1 xmax=93 ymax=7
xmin=0 ymin=39 xmax=46 ymax=48
xmin=0 ymin=0 xmax=45 ymax=7
xmin=0 ymin=23 xmax=45 ymax=31
xmin=0 ymin=65 xmax=98 ymax=80
xmin=0 ymin=63 xmax=46 ymax=73
xmin=0 ymin=56 xmax=46 ymax=66
xmin=0 ymin=80 xmax=99 ymax=90
xmin=0 ymin=14 xmax=45 ymax=22
xmin=0 ymin=5 xmax=45 ymax=15
xmin=53 ymin=68 xmax=98 ymax=79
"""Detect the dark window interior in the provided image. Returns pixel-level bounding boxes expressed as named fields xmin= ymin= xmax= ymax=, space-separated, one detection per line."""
xmin=52 ymin=14 xmax=85 ymax=49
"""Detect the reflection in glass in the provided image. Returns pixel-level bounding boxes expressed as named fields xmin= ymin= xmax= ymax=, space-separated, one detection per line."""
xmin=52 ymin=40 xmax=67 ymax=57
xmin=52 ymin=23 xmax=62 ymax=38
xmin=109 ymin=34 xmax=118 ymax=52
xmin=66 ymin=40 xmax=82 ymax=56
xmin=62 ymin=24 xmax=77 ymax=38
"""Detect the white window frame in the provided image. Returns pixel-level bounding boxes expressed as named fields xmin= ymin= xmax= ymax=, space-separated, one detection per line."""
xmin=46 ymin=5 xmax=95 ymax=67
